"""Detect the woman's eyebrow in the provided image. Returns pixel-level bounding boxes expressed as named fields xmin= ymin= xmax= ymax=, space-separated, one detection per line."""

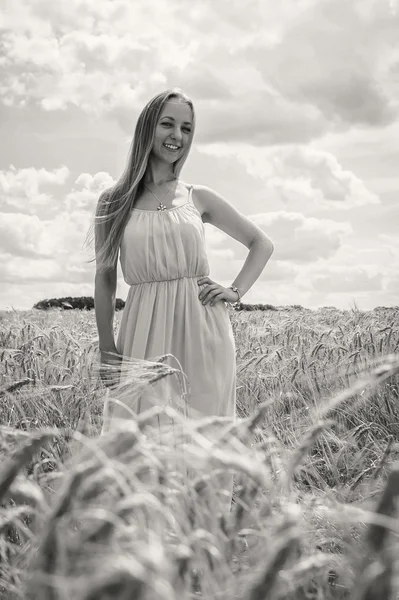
xmin=160 ymin=116 xmax=192 ymax=125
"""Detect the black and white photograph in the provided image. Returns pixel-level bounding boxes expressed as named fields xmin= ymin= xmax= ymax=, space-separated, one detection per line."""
xmin=1 ymin=1 xmax=399 ymax=598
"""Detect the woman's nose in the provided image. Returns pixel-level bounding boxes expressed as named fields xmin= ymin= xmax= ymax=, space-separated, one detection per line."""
xmin=171 ymin=128 xmax=183 ymax=141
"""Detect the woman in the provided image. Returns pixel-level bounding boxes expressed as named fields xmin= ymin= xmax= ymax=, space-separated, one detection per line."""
xmin=92 ymin=87 xmax=274 ymax=430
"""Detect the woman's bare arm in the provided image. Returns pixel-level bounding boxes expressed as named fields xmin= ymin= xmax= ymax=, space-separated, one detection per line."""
xmin=194 ymin=185 xmax=274 ymax=300
xmin=94 ymin=193 xmax=119 ymax=354
xmin=94 ymin=268 xmax=118 ymax=353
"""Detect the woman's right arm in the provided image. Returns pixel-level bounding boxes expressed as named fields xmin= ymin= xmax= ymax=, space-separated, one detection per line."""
xmin=94 ymin=267 xmax=118 ymax=354
xmin=94 ymin=194 xmax=122 ymax=383
xmin=94 ymin=193 xmax=118 ymax=352
xmin=95 ymin=268 xmax=122 ymax=386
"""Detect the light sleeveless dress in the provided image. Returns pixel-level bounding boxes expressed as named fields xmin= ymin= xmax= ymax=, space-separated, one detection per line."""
xmin=109 ymin=184 xmax=237 ymax=424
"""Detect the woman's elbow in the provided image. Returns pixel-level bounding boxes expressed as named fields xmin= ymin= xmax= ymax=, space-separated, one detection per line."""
xmin=259 ymin=233 xmax=274 ymax=256
xmin=95 ymin=268 xmax=117 ymax=291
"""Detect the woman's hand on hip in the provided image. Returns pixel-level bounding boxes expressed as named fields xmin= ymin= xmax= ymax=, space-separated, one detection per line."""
xmin=197 ymin=276 xmax=238 ymax=306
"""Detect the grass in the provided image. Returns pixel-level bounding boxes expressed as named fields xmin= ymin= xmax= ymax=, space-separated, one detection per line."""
xmin=0 ymin=305 xmax=399 ymax=599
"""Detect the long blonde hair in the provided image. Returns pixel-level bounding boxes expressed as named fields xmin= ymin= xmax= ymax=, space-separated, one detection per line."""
xmin=84 ymin=88 xmax=196 ymax=272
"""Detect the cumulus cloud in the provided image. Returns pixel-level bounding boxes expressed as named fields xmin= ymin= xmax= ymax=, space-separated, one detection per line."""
xmin=310 ymin=266 xmax=384 ymax=293
xmin=64 ymin=171 xmax=115 ymax=213
xmin=0 ymin=165 xmax=69 ymax=215
xmin=250 ymin=0 xmax=398 ymax=128
xmin=204 ymin=219 xmax=300 ymax=283
xmin=195 ymin=92 xmax=326 ymax=146
xmin=0 ymin=166 xmax=115 ymax=291
xmin=0 ymin=213 xmax=47 ymax=257
xmin=0 ymin=210 xmax=95 ymax=268
xmin=0 ymin=0 xmax=190 ymax=114
xmin=385 ymin=273 xmax=399 ymax=293
xmin=266 ymin=147 xmax=380 ymax=209
xmin=1 ymin=0 xmax=397 ymax=146
xmin=379 ymin=233 xmax=399 ymax=251
xmin=199 ymin=144 xmax=380 ymax=210
xmin=0 ymin=166 xmax=115 ymax=263
xmin=204 ymin=206 xmax=351 ymax=266
xmin=0 ymin=254 xmax=64 ymax=284
xmin=249 ymin=211 xmax=352 ymax=262
xmin=256 ymin=259 xmax=298 ymax=282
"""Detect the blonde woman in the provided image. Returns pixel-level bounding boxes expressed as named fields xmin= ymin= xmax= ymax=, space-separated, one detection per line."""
xmin=91 ymin=87 xmax=274 ymax=435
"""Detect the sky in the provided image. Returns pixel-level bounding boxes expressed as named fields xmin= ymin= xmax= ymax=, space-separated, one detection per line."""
xmin=0 ymin=0 xmax=398 ymax=311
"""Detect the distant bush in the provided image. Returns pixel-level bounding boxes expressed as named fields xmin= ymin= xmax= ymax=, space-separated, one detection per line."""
xmin=33 ymin=296 xmax=126 ymax=311
xmin=236 ymin=302 xmax=278 ymax=311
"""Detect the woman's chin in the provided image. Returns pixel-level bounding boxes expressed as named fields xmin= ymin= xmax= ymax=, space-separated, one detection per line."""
xmin=151 ymin=151 xmax=181 ymax=164
xmin=164 ymin=149 xmax=182 ymax=161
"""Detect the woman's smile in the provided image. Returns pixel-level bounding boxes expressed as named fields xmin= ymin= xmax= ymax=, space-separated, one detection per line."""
xmin=164 ymin=143 xmax=180 ymax=152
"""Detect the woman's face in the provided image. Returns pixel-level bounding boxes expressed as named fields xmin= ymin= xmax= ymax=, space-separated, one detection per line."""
xmin=151 ymin=99 xmax=193 ymax=163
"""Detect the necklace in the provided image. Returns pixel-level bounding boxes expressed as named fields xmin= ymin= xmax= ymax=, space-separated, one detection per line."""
xmin=144 ymin=179 xmax=177 ymax=211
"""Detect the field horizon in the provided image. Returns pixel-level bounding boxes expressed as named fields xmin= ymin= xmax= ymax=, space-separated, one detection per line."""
xmin=1 ymin=301 xmax=399 ymax=318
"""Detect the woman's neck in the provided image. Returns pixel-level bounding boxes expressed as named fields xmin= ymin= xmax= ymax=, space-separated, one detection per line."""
xmin=144 ymin=159 xmax=176 ymax=187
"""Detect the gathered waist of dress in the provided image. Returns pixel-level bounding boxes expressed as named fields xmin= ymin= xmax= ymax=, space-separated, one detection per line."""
xmin=128 ymin=274 xmax=209 ymax=286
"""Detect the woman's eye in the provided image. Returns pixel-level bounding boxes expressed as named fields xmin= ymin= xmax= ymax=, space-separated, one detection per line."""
xmin=161 ymin=123 xmax=191 ymax=134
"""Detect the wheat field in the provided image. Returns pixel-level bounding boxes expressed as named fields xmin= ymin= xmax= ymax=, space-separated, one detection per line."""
xmin=1 ymin=305 xmax=399 ymax=599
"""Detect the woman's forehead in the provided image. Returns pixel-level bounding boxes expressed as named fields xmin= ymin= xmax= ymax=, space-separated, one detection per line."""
xmin=159 ymin=100 xmax=192 ymax=122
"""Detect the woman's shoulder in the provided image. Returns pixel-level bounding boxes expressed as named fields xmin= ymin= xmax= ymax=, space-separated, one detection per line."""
xmin=189 ymin=184 xmax=224 ymax=216
xmin=186 ymin=183 xmax=218 ymax=199
xmin=185 ymin=183 xmax=215 ymax=218
xmin=189 ymin=183 xmax=214 ymax=194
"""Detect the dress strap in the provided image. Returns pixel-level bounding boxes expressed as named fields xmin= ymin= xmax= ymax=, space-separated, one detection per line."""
xmin=187 ymin=184 xmax=195 ymax=206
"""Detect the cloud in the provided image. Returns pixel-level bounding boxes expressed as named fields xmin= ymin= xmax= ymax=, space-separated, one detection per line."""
xmin=0 ymin=166 xmax=113 ymax=288
xmin=385 ymin=273 xmax=399 ymax=293
xmin=379 ymin=233 xmax=399 ymax=251
xmin=186 ymin=0 xmax=398 ymax=143
xmin=195 ymin=92 xmax=326 ymax=146
xmin=204 ymin=206 xmax=351 ymax=266
xmin=0 ymin=166 xmax=115 ymax=263
xmin=0 ymin=249 xmax=96 ymax=285
xmin=0 ymin=165 xmax=69 ymax=215
xmin=0 ymin=254 xmax=63 ymax=284
xmin=0 ymin=213 xmax=47 ymax=257
xmin=0 ymin=0 xmax=190 ymax=113
xmin=249 ymin=211 xmax=352 ymax=263
xmin=310 ymin=265 xmax=384 ymax=293
xmin=198 ymin=144 xmax=380 ymax=210
xmin=250 ymin=0 xmax=398 ymax=128
xmin=64 ymin=171 xmax=115 ymax=213
xmin=256 ymin=259 xmax=298 ymax=282
xmin=1 ymin=0 xmax=396 ymax=147
xmin=266 ymin=146 xmax=380 ymax=209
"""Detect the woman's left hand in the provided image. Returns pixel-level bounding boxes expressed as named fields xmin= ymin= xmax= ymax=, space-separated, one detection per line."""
xmin=197 ymin=276 xmax=239 ymax=306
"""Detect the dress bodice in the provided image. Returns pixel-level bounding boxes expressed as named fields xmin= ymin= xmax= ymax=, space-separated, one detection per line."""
xmin=119 ymin=192 xmax=210 ymax=286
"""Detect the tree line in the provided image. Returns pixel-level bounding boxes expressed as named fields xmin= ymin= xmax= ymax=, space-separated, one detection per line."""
xmin=32 ymin=297 xmax=279 ymax=312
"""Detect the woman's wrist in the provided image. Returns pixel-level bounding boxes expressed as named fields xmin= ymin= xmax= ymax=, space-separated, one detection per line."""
xmin=99 ymin=344 xmax=118 ymax=353
xmin=228 ymin=285 xmax=241 ymax=305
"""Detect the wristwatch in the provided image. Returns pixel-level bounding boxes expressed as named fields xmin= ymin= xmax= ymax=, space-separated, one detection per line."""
xmin=228 ymin=285 xmax=241 ymax=308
